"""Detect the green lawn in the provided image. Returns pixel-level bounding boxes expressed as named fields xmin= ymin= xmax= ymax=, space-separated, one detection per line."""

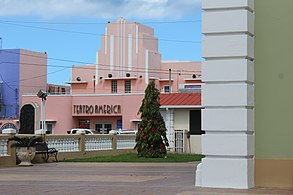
xmin=63 ymin=153 xmax=203 ymax=163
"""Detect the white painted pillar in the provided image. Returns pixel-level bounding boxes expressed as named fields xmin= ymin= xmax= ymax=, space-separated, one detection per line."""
xmin=163 ymin=108 xmax=174 ymax=151
xmin=196 ymin=0 xmax=255 ymax=189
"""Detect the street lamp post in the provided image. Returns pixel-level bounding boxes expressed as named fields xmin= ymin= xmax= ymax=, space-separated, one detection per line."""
xmin=37 ymin=89 xmax=47 ymax=135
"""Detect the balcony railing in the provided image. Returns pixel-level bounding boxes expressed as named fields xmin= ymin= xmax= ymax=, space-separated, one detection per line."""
xmin=0 ymin=134 xmax=136 ymax=167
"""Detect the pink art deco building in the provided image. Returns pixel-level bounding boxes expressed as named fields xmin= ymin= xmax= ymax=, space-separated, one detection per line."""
xmin=22 ymin=18 xmax=202 ymax=152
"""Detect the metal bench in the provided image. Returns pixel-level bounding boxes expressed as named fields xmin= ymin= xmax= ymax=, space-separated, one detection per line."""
xmin=35 ymin=142 xmax=58 ymax=162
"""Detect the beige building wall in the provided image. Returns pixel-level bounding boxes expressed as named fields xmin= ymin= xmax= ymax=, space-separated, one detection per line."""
xmin=254 ymin=0 xmax=293 ymax=189
xmin=173 ymin=109 xmax=202 ymax=154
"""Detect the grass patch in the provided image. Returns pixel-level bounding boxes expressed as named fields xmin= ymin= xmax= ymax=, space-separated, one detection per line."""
xmin=63 ymin=153 xmax=203 ymax=163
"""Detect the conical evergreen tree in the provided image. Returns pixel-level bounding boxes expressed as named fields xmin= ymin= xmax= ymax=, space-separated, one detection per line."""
xmin=135 ymin=81 xmax=169 ymax=158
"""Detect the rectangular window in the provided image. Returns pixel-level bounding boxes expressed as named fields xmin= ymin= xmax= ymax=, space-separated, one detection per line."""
xmin=46 ymin=123 xmax=53 ymax=134
xmin=95 ymin=123 xmax=112 ymax=134
xmin=117 ymin=119 xmax=122 ymax=129
xmin=184 ymin=84 xmax=201 ymax=89
xmin=95 ymin=123 xmax=103 ymax=133
xmin=79 ymin=119 xmax=90 ymax=129
xmin=163 ymin=85 xmax=171 ymax=93
xmin=189 ymin=110 xmax=204 ymax=135
xmin=125 ymin=80 xmax=131 ymax=93
xmin=111 ymin=80 xmax=117 ymax=93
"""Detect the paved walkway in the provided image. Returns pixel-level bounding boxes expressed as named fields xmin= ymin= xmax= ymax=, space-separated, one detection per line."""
xmin=0 ymin=162 xmax=292 ymax=195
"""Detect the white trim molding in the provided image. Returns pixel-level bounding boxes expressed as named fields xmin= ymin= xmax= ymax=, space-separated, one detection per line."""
xmin=160 ymin=105 xmax=203 ymax=109
xmin=196 ymin=0 xmax=255 ymax=189
xmin=145 ymin=50 xmax=149 ymax=84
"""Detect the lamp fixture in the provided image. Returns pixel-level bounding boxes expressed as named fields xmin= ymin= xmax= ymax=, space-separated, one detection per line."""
xmin=37 ymin=89 xmax=47 ymax=100
xmin=76 ymin=77 xmax=81 ymax=81
xmin=108 ymin=74 xmax=112 ymax=78
xmin=192 ymin=74 xmax=196 ymax=79
xmin=126 ymin=73 xmax=130 ymax=77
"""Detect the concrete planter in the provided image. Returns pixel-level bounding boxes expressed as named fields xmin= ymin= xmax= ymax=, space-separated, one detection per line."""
xmin=16 ymin=147 xmax=36 ymax=166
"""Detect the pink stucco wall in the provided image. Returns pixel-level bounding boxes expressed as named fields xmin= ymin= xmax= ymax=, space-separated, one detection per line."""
xmin=19 ymin=49 xmax=47 ymax=97
xmin=22 ymin=95 xmax=74 ymax=134
xmin=70 ymin=94 xmax=144 ymax=130
xmin=22 ymin=93 xmax=144 ymax=134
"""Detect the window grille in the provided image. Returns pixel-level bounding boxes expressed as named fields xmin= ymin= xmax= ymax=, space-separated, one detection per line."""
xmin=174 ymin=130 xmax=184 ymax=153
xmin=111 ymin=80 xmax=117 ymax=93
xmin=125 ymin=80 xmax=131 ymax=93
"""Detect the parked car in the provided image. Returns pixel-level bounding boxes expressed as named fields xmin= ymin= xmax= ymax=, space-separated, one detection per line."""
xmin=109 ymin=129 xmax=137 ymax=135
xmin=68 ymin=129 xmax=96 ymax=135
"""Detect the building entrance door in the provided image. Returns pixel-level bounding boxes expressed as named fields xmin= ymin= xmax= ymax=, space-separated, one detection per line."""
xmin=95 ymin=123 xmax=112 ymax=134
xmin=19 ymin=104 xmax=35 ymax=134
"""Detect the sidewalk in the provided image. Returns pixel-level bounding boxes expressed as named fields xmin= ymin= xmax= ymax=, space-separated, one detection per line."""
xmin=0 ymin=162 xmax=292 ymax=195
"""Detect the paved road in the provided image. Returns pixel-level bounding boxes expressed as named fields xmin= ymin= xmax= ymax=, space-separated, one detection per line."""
xmin=0 ymin=162 xmax=292 ymax=195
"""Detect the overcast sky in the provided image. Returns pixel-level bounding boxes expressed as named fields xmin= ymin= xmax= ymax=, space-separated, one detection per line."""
xmin=0 ymin=0 xmax=200 ymax=19
xmin=0 ymin=0 xmax=202 ymax=85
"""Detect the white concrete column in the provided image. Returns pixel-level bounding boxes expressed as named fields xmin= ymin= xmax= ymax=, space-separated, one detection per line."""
xmin=196 ymin=0 xmax=254 ymax=189
xmin=164 ymin=109 xmax=174 ymax=150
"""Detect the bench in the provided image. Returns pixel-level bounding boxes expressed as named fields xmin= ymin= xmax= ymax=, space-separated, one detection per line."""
xmin=35 ymin=142 xmax=58 ymax=162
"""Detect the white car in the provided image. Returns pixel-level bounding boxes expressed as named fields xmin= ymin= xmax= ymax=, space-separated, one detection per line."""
xmin=69 ymin=129 xmax=95 ymax=135
xmin=109 ymin=129 xmax=137 ymax=135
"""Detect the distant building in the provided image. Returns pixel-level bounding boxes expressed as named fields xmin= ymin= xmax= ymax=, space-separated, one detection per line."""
xmin=0 ymin=49 xmax=47 ymax=132
xmin=47 ymin=84 xmax=70 ymax=95
xmin=21 ymin=18 xmax=202 ymax=152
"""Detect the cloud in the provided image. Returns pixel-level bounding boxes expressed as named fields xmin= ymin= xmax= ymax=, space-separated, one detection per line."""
xmin=0 ymin=0 xmax=201 ymax=19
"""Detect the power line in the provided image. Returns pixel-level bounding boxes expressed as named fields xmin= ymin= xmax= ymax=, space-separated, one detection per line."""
xmin=0 ymin=59 xmax=201 ymax=85
xmin=0 ymin=21 xmax=99 ymax=36
xmin=2 ymin=61 xmax=200 ymax=78
xmin=9 ymin=67 xmax=67 ymax=84
xmin=0 ymin=20 xmax=201 ymax=44
xmin=0 ymin=73 xmax=17 ymax=92
xmin=0 ymin=49 xmax=201 ymax=85
xmin=0 ymin=19 xmax=201 ymax=25
xmin=0 ymin=50 xmax=201 ymax=75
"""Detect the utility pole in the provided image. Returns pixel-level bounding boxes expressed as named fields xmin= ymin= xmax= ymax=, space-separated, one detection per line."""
xmin=168 ymin=69 xmax=171 ymax=94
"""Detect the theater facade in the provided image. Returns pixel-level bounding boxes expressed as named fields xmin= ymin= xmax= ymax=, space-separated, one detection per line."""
xmin=21 ymin=18 xmax=203 ymax=152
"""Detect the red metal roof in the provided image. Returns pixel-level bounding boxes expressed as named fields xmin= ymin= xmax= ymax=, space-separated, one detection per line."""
xmin=159 ymin=93 xmax=201 ymax=106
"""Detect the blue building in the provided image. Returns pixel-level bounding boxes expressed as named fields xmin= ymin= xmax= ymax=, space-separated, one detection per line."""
xmin=0 ymin=49 xmax=47 ymax=119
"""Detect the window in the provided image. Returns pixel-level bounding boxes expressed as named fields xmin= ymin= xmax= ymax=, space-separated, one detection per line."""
xmin=79 ymin=119 xmax=90 ymax=129
xmin=117 ymin=119 xmax=122 ymax=129
xmin=0 ymin=123 xmax=17 ymax=131
xmin=163 ymin=85 xmax=171 ymax=93
xmin=184 ymin=84 xmax=201 ymax=89
xmin=178 ymin=84 xmax=201 ymax=93
xmin=125 ymin=80 xmax=131 ymax=93
xmin=95 ymin=123 xmax=112 ymax=134
xmin=189 ymin=110 xmax=204 ymax=135
xmin=46 ymin=123 xmax=53 ymax=134
xmin=111 ymin=80 xmax=117 ymax=93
